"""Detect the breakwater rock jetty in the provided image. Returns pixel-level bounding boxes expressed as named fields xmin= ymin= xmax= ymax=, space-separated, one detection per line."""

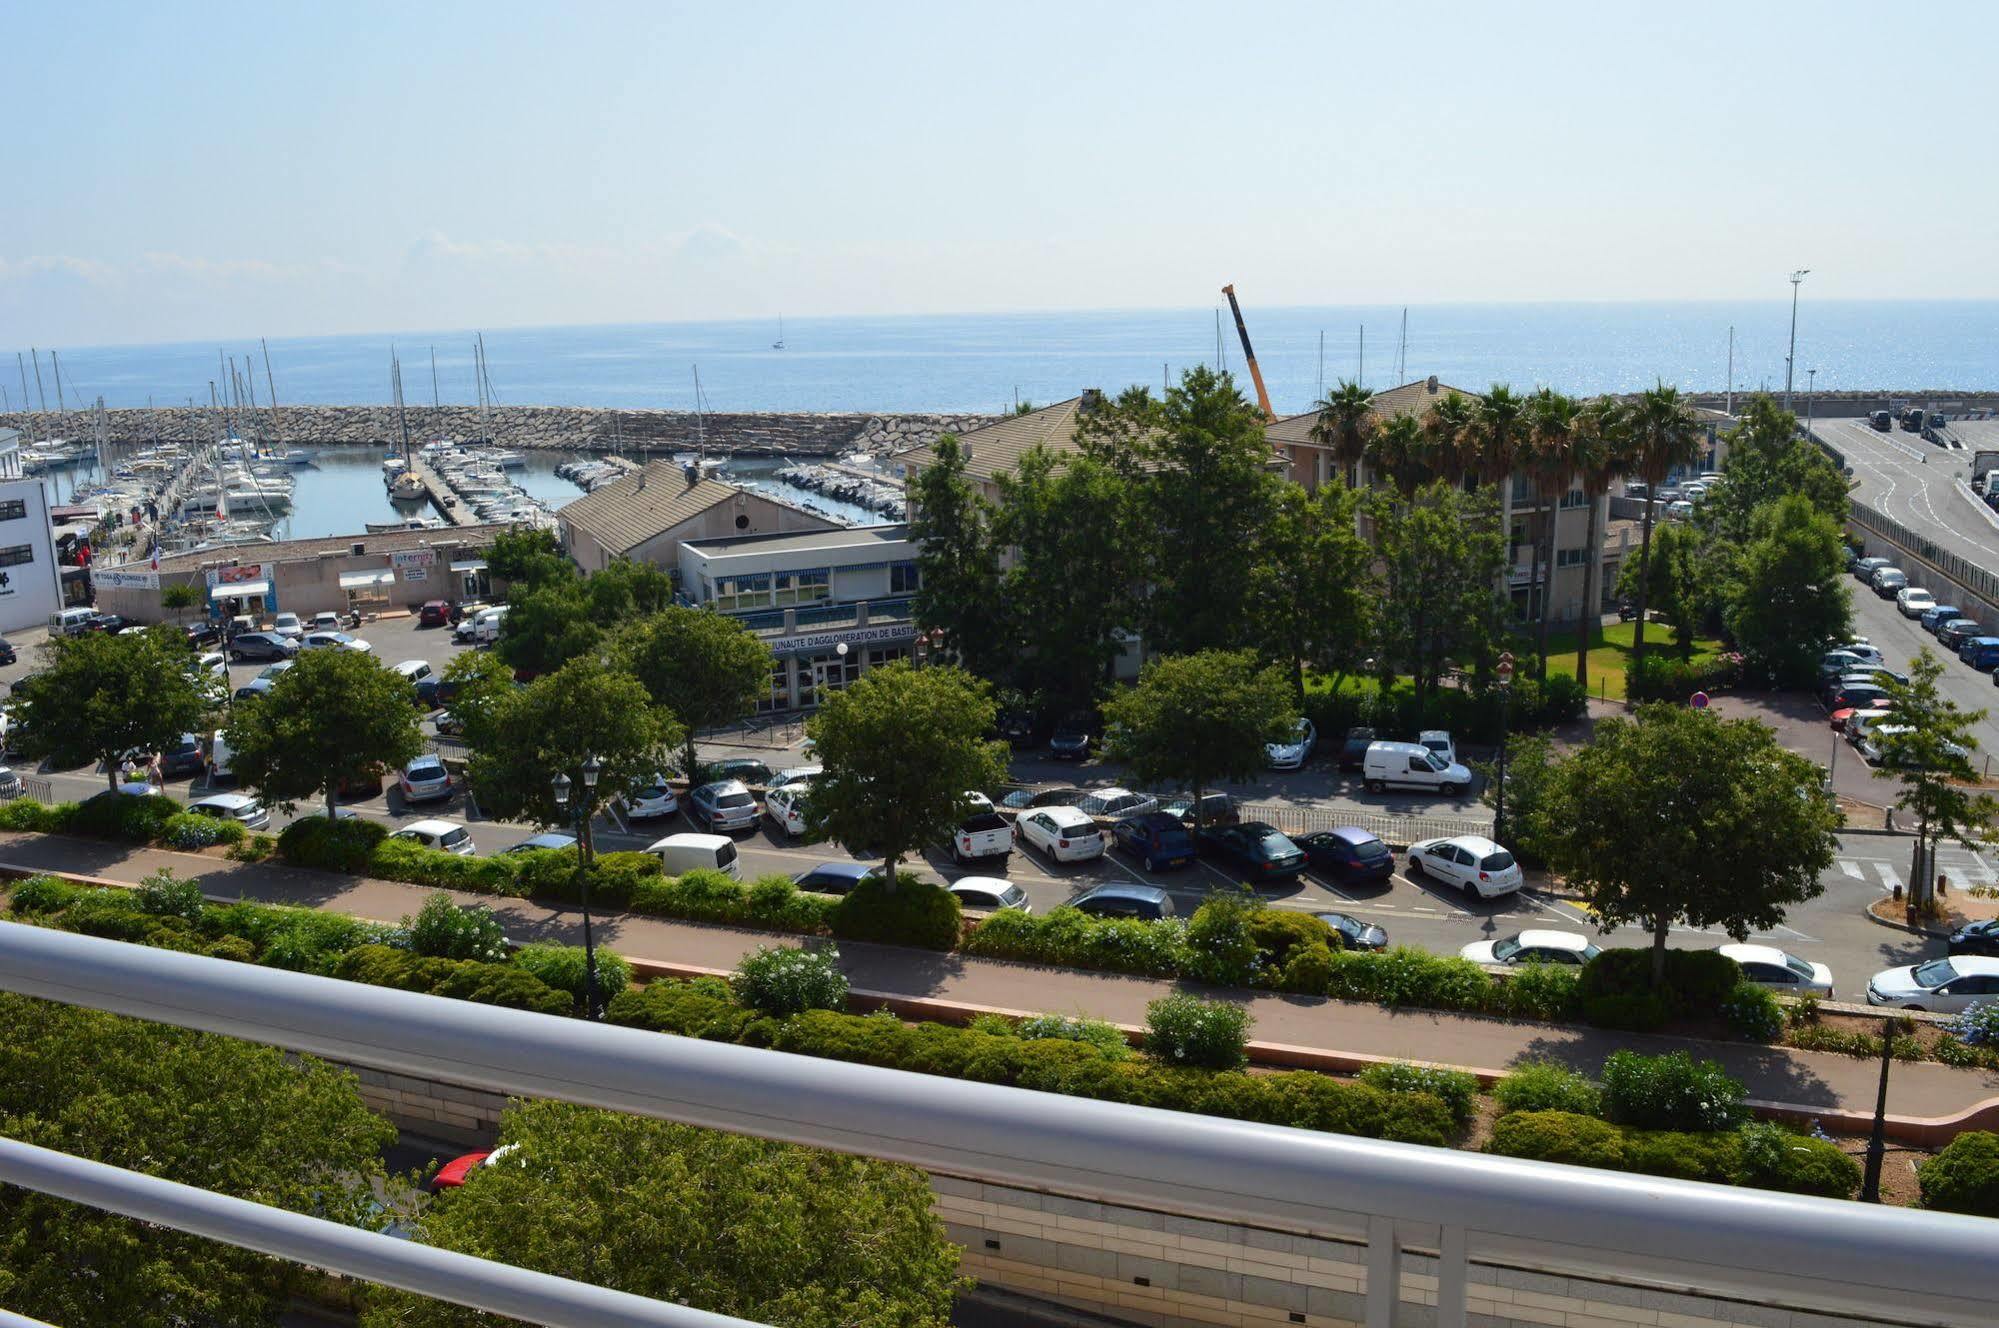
xmin=0 ymin=405 xmax=996 ymax=457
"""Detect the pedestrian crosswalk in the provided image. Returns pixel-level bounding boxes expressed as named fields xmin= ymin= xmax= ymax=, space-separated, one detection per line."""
xmin=1834 ymin=850 xmax=1995 ymax=896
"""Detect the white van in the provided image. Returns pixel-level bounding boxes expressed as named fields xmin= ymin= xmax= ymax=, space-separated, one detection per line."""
xmin=1361 ymin=740 xmax=1473 ymax=796
xmin=208 ymin=730 xmax=236 ymax=786
xmin=391 ymin=659 xmax=433 ymax=685
xmin=472 ymin=606 xmax=509 ymax=644
xmin=49 ymin=607 xmax=95 ymax=637
xmin=645 ymin=831 xmax=741 ymax=880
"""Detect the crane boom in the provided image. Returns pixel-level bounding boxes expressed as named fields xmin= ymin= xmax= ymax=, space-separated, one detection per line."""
xmin=1220 ymin=284 xmax=1276 ymax=421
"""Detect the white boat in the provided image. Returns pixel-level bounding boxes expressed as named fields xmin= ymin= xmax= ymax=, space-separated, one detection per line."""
xmin=490 ymin=450 xmax=526 ymax=469
xmin=390 ymin=470 xmax=428 ymax=502
xmin=365 ymin=516 xmax=444 ymax=534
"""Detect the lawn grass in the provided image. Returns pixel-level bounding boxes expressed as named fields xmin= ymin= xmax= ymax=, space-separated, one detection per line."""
xmin=1538 ymin=621 xmax=1726 ymax=701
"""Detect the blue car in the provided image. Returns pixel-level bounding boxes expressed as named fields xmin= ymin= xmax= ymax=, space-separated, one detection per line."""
xmin=1921 ymin=604 xmax=1964 ymax=632
xmin=1110 ymin=811 xmax=1196 ymax=871
xmin=1963 ymin=637 xmax=1999 ymax=671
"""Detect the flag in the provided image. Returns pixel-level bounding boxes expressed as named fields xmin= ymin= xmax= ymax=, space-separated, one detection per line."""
xmin=149 ymin=540 xmax=159 ymax=572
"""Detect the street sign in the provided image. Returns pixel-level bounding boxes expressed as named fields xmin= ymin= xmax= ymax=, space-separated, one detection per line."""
xmin=1690 ymin=691 xmax=1710 ymax=708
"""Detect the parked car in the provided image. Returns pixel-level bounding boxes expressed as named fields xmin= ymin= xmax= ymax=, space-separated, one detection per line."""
xmin=1870 ymin=568 xmax=1909 ymax=597
xmin=946 ymin=877 xmax=1030 ymax=915
xmin=1001 ymin=785 xmax=1087 ymax=811
xmin=183 ymin=621 xmax=223 ymax=648
xmin=766 ymin=764 xmax=821 ymax=791
xmin=1048 ymin=713 xmax=1096 ymax=761
xmin=1851 ymin=556 xmax=1892 ymax=582
xmin=397 ymin=755 xmax=454 ymax=804
xmin=158 ymin=732 xmax=207 ymax=778
xmin=791 ymin=861 xmax=881 ymax=897
xmin=1015 ymin=806 xmax=1105 ymax=862
xmin=1866 ymin=956 xmax=1999 ymax=1012
xmin=1158 ymin=791 xmax=1240 ymax=827
xmin=1946 ymin=919 xmax=1999 ymax=958
xmin=1718 ymin=943 xmax=1833 ymax=998
xmin=1295 ymin=827 xmax=1396 ymax=887
xmin=1830 ymin=639 xmax=1884 ymax=664
xmin=0 ymin=640 xmax=18 ymax=666
xmin=503 ymin=832 xmax=578 ymax=854
xmin=1960 ymin=637 xmax=1999 ymax=671
xmin=994 ymin=710 xmax=1037 ymax=747
xmin=1460 ymin=930 xmax=1601 ymax=966
xmin=1110 ymin=811 xmax=1197 ymax=871
xmin=1920 ymin=604 xmax=1964 ymax=632
xmin=1076 ymin=787 xmax=1157 ymax=819
xmin=301 ymin=630 xmax=372 ymax=654
xmin=1825 ymin=685 xmax=1892 ymax=725
xmin=646 ymin=832 xmax=740 ymax=879
xmin=1896 ymin=587 xmax=1938 ymax=619
xmin=232 ymin=679 xmax=274 ymax=702
xmin=310 ymin=612 xmax=342 ymax=631
xmin=1196 ymin=821 xmax=1306 ymax=881
xmin=1938 ymin=619 xmax=1984 ymax=651
xmin=763 ymin=783 xmax=813 ymax=838
xmin=1858 ymin=724 xmax=1968 ymax=767
xmin=227 ymin=632 xmax=297 ymax=663
xmin=390 ymin=819 xmax=475 ymax=855
xmin=430 ymin=1147 xmax=516 ymax=1191
xmin=452 ymin=608 xmax=491 ymax=643
xmin=1337 ymin=726 xmax=1376 ymax=773
xmin=391 ymin=660 xmax=433 ymax=689
xmin=1066 ymin=883 xmax=1173 ymax=921
xmin=270 ymin=611 xmax=304 ymax=640
xmin=686 ymin=780 xmax=759 ymax=833
xmin=1844 ymin=709 xmax=1898 ymax=749
xmin=1314 ymin=911 xmax=1388 ymax=952
xmin=1361 ymin=740 xmax=1473 ymax=796
xmin=418 ymin=600 xmax=453 ymax=628
xmin=699 ymin=757 xmax=773 ymax=787
xmin=950 ymin=810 xmax=1015 ymax=864
xmin=1817 ymin=650 xmax=1869 ymax=681
xmin=1417 ymin=729 xmax=1457 ymax=766
xmin=185 ymin=792 xmax=271 ymax=831
xmin=1264 ymin=718 xmax=1317 ymax=770
xmin=1407 ymin=835 xmax=1524 ymax=900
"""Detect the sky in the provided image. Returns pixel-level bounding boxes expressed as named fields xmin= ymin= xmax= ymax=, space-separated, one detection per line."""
xmin=2 ymin=0 xmax=1995 ymax=348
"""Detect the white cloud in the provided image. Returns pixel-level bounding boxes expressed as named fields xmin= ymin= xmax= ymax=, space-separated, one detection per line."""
xmin=0 ymin=254 xmax=117 ymax=284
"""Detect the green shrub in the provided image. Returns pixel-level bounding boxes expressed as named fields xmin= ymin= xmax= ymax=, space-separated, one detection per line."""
xmin=1493 ymin=1061 xmax=1602 ymax=1117
xmin=1501 ymin=964 xmax=1581 ymax=1021
xmin=830 ymin=873 xmax=962 ymax=950
xmin=202 ymin=934 xmax=257 ymax=963
xmin=1359 ymin=1062 xmax=1478 ymax=1128
xmin=1918 ymin=1132 xmax=1999 ymax=1216
xmin=1013 ymin=1013 xmax=1134 ymax=1062
xmin=0 ymin=799 xmax=67 ymax=832
xmin=1736 ymin=1122 xmax=1860 ymax=1198
xmin=1182 ymin=891 xmax=1263 ymax=987
xmin=6 ymin=875 xmax=80 ymax=915
xmin=1577 ymin=948 xmax=1743 ymax=1030
xmin=732 ymin=945 xmax=848 ymax=1016
xmin=228 ymin=833 xmax=277 ymax=862
xmin=406 ymin=893 xmax=509 ymax=963
xmin=1627 ymin=652 xmax=1742 ymax=703
xmin=1320 ymin=947 xmax=1495 ymax=1011
xmin=1146 ymin=994 xmax=1251 ymax=1071
xmin=965 ymin=907 xmax=1187 ymax=978
xmin=512 ymin=942 xmax=633 ymax=1010
xmin=1248 ymin=910 xmax=1333 ymax=967
xmin=160 ymin=811 xmax=246 ymax=850
xmin=1722 ymin=982 xmax=1785 ymax=1042
xmin=605 ymin=978 xmax=765 ymax=1043
xmin=278 ymin=815 xmax=387 ymax=874
xmin=67 ymin=791 xmax=177 ymax=843
xmin=742 ymin=874 xmax=835 ymax=931
xmin=136 ymin=868 xmax=206 ymax=922
xmin=1618 ymin=1128 xmax=1741 ymax=1183
xmin=330 ymin=945 xmax=569 ymax=1015
xmin=1600 ymin=1050 xmax=1745 ymax=1132
xmin=587 ymin=851 xmax=663 ymax=908
xmin=1280 ymin=942 xmax=1339 ymax=993
xmin=369 ymin=838 xmax=517 ymax=894
xmin=1578 ymin=989 xmax=1670 ymax=1032
xmin=1486 ymin=1110 xmax=1628 ymax=1169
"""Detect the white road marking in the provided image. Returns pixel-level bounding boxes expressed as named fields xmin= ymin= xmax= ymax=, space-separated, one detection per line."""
xmin=1877 ymin=862 xmax=1904 ymax=893
xmin=1839 ymin=859 xmax=1863 ymax=878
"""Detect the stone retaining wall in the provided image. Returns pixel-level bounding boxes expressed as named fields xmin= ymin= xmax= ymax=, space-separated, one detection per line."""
xmin=0 ymin=406 xmax=995 ymax=456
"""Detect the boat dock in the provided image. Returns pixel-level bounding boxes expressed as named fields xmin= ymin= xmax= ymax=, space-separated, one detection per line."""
xmin=409 ymin=458 xmax=482 ymax=528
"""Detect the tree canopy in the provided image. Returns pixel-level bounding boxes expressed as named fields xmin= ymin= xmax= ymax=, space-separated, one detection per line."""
xmin=1724 ymin=494 xmax=1852 ymax=687
xmin=224 ymin=648 xmax=425 ymax=819
xmin=1371 ymin=480 xmax=1506 ymax=702
xmin=1248 ymin=480 xmax=1375 ymax=701
xmin=1540 ymin=703 xmax=1840 ymax=984
xmin=615 ymin=607 xmax=774 ymax=780
xmin=11 ymin=629 xmax=213 ymax=790
xmin=0 ymin=992 xmax=394 ymax=1327
xmin=357 ymin=1098 xmax=962 ymax=1328
xmin=908 ymin=433 xmax=1003 ymax=678
xmin=1101 ymin=650 xmax=1295 ymax=828
xmin=1877 ymin=649 xmax=1998 ymax=911
xmin=484 ymin=527 xmax=573 ymax=586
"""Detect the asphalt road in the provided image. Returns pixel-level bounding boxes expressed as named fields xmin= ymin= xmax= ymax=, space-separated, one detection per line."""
xmin=1820 ymin=416 xmax=1999 ymax=563
xmin=1841 ymin=548 xmax=1999 ymax=764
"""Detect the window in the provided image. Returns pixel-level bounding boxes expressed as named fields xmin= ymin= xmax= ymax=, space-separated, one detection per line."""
xmin=1556 ymin=547 xmax=1591 ymax=568
xmin=865 ymin=645 xmax=907 ymax=671
xmin=0 ymin=544 xmax=35 ymax=568
xmin=0 ymin=500 xmax=26 ymax=522
xmin=1558 ymin=488 xmax=1589 ymax=509
xmin=773 ymin=568 xmax=830 ymax=607
xmin=1509 ymin=474 xmax=1533 ymax=503
xmin=890 ymin=561 xmax=921 ymax=594
xmin=757 ymin=659 xmax=788 ymax=714
xmin=711 ymin=573 xmax=772 ymax=612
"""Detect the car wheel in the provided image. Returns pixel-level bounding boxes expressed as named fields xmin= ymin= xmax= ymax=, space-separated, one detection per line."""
xmin=1365 ymin=779 xmax=1385 ymax=793
xmin=1441 ymin=782 xmax=1464 ymax=797
xmin=1904 ymin=1004 xmax=1928 ymax=1012
xmin=1143 ymin=854 xmax=1158 ymax=873
xmin=1408 ymin=855 xmax=1425 ymax=877
xmin=1463 ymin=880 xmax=1479 ymax=902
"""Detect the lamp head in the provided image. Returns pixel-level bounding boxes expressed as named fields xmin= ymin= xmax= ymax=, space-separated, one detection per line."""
xmin=550 ymin=771 xmax=572 ymax=807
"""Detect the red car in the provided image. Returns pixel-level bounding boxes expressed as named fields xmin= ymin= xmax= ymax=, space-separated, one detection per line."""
xmin=430 ymin=1144 xmax=516 ymax=1191
xmin=418 ymin=600 xmax=452 ymax=628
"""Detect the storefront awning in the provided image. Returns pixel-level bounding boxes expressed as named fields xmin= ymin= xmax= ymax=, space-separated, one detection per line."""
xmin=448 ymin=559 xmax=488 ymax=573
xmin=210 ymin=580 xmax=269 ymax=600
xmin=338 ymin=569 xmax=397 ymax=590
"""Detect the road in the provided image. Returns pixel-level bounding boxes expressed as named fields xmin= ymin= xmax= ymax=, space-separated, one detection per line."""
xmin=1820 ymin=415 xmax=1999 ymax=563
xmin=1842 ymin=544 xmax=1999 ymax=764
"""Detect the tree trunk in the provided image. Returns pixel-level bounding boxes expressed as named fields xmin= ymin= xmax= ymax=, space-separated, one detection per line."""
xmin=1575 ymin=488 xmax=1601 ymax=689
xmin=883 ymin=843 xmax=901 ymax=894
xmin=684 ymin=736 xmax=700 ymax=785
xmin=326 ymin=785 xmax=338 ymax=820
xmin=1525 ymin=487 xmax=1547 ymax=675
xmin=105 ymin=757 xmax=118 ymax=793
xmin=1291 ymin=654 xmax=1305 ymax=708
xmin=1650 ymin=918 xmax=1670 ymax=989
xmin=1632 ymin=502 xmax=1656 ymax=671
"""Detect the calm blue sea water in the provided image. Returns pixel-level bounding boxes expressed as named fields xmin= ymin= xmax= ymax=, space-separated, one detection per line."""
xmin=15 ymin=301 xmax=1999 ymax=418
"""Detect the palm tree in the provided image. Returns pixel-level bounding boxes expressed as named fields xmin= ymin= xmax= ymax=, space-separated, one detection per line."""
xmin=1307 ymin=379 xmax=1376 ymax=488
xmin=1421 ymin=391 xmax=1480 ymax=486
xmin=1365 ymin=413 xmax=1429 ymax=498
xmin=1626 ymin=383 xmax=1703 ymax=671
xmin=1567 ymin=396 xmax=1631 ymax=691
xmin=1526 ymin=389 xmax=1580 ymax=674
xmin=1471 ymin=384 xmax=1530 ymax=488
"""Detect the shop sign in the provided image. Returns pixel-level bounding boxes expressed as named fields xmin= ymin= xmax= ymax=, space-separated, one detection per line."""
xmin=96 ymin=569 xmax=159 ymax=591
xmin=390 ymin=550 xmax=436 ymax=569
xmin=778 ymin=623 xmax=913 ymax=657
xmin=207 ymin=563 xmax=273 ymax=587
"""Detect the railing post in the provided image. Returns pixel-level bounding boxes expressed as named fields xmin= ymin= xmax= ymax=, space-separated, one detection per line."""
xmin=1365 ymin=1215 xmax=1400 ymax=1328
xmin=1436 ymin=1225 xmax=1469 ymax=1328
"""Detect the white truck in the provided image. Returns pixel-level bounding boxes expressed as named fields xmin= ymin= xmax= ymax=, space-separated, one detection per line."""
xmin=949 ymin=810 xmax=1015 ymax=865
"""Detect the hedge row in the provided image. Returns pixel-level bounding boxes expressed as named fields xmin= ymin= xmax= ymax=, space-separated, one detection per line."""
xmin=605 ymin=979 xmax=1458 ymax=1147
xmin=1626 ymin=652 xmax=1744 ymax=704
xmin=1303 ymin=671 xmax=1587 ymax=747
xmin=1486 ymin=1110 xmax=1860 ymax=1198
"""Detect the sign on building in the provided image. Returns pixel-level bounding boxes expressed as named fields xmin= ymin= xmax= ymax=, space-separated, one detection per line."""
xmin=390 ymin=550 xmax=436 ymax=569
xmin=95 ymin=569 xmax=160 ymax=591
xmin=0 ymin=479 xmax=62 ymax=633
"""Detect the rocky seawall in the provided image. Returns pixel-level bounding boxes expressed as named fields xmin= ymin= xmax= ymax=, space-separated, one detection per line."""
xmin=0 ymin=405 xmax=997 ymax=457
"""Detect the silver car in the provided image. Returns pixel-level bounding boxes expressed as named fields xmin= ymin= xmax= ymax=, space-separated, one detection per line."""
xmin=687 ymin=780 xmax=759 ymax=833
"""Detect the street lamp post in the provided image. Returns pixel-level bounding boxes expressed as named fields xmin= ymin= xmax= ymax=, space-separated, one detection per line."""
xmin=1493 ymin=651 xmax=1515 ymax=844
xmin=911 ymin=627 xmax=946 ymax=668
xmin=549 ymin=753 xmax=604 ymax=1020
xmin=1806 ymin=368 xmax=1819 ymax=433
xmin=1784 ymin=269 xmax=1810 ymax=411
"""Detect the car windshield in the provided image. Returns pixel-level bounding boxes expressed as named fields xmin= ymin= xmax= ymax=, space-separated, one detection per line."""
xmin=1783 ymin=954 xmax=1816 ymax=980
xmin=638 ymin=784 xmax=669 ymax=799
xmin=1327 ymin=915 xmax=1361 ymax=939
xmin=1480 ymin=851 xmax=1515 ymax=871
xmin=1491 ymin=936 xmax=1524 ymax=961
xmin=1425 ymin=753 xmax=1450 ymax=771
xmin=1257 ymin=832 xmax=1298 ymax=856
xmin=1912 ymin=958 xmax=1957 ymax=988
xmin=1351 ymin=836 xmax=1389 ymax=859
xmin=439 ymin=828 xmax=468 ymax=847
xmin=716 ymin=793 xmax=754 ymax=809
xmin=1000 ymin=885 xmax=1027 ymax=906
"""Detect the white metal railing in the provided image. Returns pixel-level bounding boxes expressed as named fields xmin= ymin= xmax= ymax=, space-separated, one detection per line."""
xmin=2 ymin=922 xmax=1997 ymax=1328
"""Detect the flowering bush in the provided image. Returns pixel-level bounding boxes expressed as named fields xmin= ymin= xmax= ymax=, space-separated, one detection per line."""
xmin=405 ymin=892 xmax=509 ymax=963
xmin=1722 ymin=982 xmax=1785 ymax=1043
xmin=1013 ymin=1013 xmax=1134 ymax=1062
xmin=136 ymin=868 xmax=206 ymax=922
xmin=1359 ymin=1062 xmax=1479 ymax=1128
xmin=1600 ymin=1050 xmax=1745 ymax=1132
xmin=1950 ymin=999 xmax=1999 ymax=1048
xmin=1144 ymin=993 xmax=1251 ymax=1070
xmin=732 ymin=945 xmax=848 ymax=1017
xmin=1182 ymin=891 xmax=1263 ymax=987
xmin=160 ymin=812 xmax=245 ymax=850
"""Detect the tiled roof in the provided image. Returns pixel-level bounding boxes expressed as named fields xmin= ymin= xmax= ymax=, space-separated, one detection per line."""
xmin=899 ymin=397 xmax=1088 ymax=483
xmin=556 ymin=465 xmax=743 ymax=554
xmin=149 ymin=522 xmax=511 ymax=574
xmin=1266 ymin=379 xmax=1487 ymax=446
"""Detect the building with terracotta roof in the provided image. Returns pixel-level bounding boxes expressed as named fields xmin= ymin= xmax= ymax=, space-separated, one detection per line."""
xmin=895 ymin=392 xmax=1108 ymax=504
xmin=554 ymin=461 xmax=834 ymax=573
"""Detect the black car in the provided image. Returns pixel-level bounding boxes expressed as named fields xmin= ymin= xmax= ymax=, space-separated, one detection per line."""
xmin=228 ymin=632 xmax=298 ymax=663
xmin=183 ymin=621 xmax=222 ymax=648
xmin=158 ymin=732 xmax=206 ymax=778
xmin=700 ymin=757 xmax=774 ymax=787
xmin=1825 ymin=684 xmax=1890 ymax=716
xmin=1068 ymin=883 xmax=1174 ymax=921
xmin=1295 ymin=827 xmax=1396 ymax=887
xmin=1001 ymin=785 xmax=1087 ymax=811
xmin=994 ymin=710 xmax=1037 ymax=747
xmin=1337 ymin=727 xmax=1376 ymax=773
xmin=1197 ymin=821 xmax=1307 ymax=881
xmin=1314 ymin=911 xmax=1389 ymax=952
xmin=1949 ymin=920 xmax=1999 ymax=958
xmin=1938 ymin=619 xmax=1984 ymax=651
xmin=1158 ymin=791 xmax=1239 ymax=827
xmin=1048 ymin=713 xmax=1096 ymax=761
xmin=87 ymin=613 xmax=129 ymax=634
xmin=0 ymin=639 xmax=14 ymax=666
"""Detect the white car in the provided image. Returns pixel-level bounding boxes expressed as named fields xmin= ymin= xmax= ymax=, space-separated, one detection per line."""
xmin=270 ymin=612 xmax=304 ymax=640
xmin=1896 ymin=587 xmax=1938 ymax=619
xmin=1858 ymin=724 xmax=1969 ymax=768
xmin=1460 ymin=930 xmax=1601 ymax=967
xmin=1265 ymin=718 xmax=1317 ymax=770
xmin=1719 ymin=943 xmax=1833 ymax=998
xmin=767 ymin=764 xmax=821 ymax=791
xmin=1418 ymin=729 xmax=1456 ymax=766
xmin=390 ymin=818 xmax=476 ymax=855
xmin=1832 ymin=639 xmax=1884 ymax=665
xmin=1866 ymin=956 xmax=1999 ymax=1012
xmin=1015 ymin=806 xmax=1105 ymax=863
xmin=300 ymin=630 xmax=373 ymax=654
xmin=257 ymin=660 xmax=296 ymax=682
xmin=186 ymin=792 xmax=271 ymax=831
xmin=946 ymin=877 xmax=1031 ymax=915
xmin=623 ymin=775 xmax=680 ymax=820
xmin=1407 ymin=834 xmax=1524 ymax=899
xmin=452 ymin=606 xmax=492 ymax=643
xmin=1076 ymin=787 xmax=1157 ymax=819
xmin=764 ymin=783 xmax=813 ymax=838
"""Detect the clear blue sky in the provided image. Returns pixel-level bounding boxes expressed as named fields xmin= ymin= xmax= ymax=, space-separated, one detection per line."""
xmin=4 ymin=0 xmax=1993 ymax=346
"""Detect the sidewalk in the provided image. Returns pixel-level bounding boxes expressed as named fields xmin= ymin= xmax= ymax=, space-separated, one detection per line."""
xmin=6 ymin=832 xmax=1998 ymax=1125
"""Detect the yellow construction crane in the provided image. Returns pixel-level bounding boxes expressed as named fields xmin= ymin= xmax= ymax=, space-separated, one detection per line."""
xmin=1221 ymin=283 xmax=1277 ymax=421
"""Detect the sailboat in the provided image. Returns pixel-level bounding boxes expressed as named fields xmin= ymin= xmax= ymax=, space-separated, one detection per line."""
xmin=772 ymin=315 xmax=786 ymax=351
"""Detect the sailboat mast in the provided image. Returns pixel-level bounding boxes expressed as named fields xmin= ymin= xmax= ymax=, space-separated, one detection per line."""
xmin=693 ymin=365 xmax=706 ymax=461
xmin=262 ymin=338 xmax=284 ymax=451
xmin=1395 ymin=308 xmax=1408 ymax=383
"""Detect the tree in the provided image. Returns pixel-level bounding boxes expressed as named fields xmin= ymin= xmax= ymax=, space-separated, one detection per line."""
xmin=484 ymin=526 xmax=572 ymax=587
xmin=1469 ymin=383 xmax=1530 ymax=487
xmin=1568 ymin=396 xmax=1631 ymax=690
xmin=1248 ymin=481 xmax=1375 ymax=702
xmin=583 ymin=557 xmax=676 ymax=619
xmin=1371 ymin=480 xmax=1507 ymax=707
xmin=464 ymin=654 xmax=683 ymax=855
xmin=1625 ymin=383 xmax=1704 ymax=670
xmin=224 ymin=649 xmax=424 ymax=820
xmin=1307 ymin=379 xmax=1376 ymax=484
xmin=160 ymin=581 xmax=204 ymax=626
xmin=1101 ymin=650 xmax=1295 ymax=830
xmin=1540 ymin=703 xmax=1839 ymax=985
xmin=1724 ymin=494 xmax=1852 ymax=688
xmin=437 ymin=649 xmax=515 ymax=734
xmin=357 ymin=1098 xmax=961 ymax=1328
xmin=1702 ymin=395 xmax=1850 ymax=544
xmin=11 ymin=629 xmax=212 ymax=790
xmin=908 ymin=434 xmax=1003 ymax=677
xmin=1615 ymin=519 xmax=1702 ymax=660
xmin=615 ymin=607 xmax=774 ymax=780
xmin=1364 ymin=412 xmax=1430 ymax=497
xmin=1876 ymin=649 xmax=1999 ymax=914
xmin=805 ymin=661 xmax=1009 ymax=885
xmin=0 ymin=992 xmax=395 ymax=1327
xmin=1421 ymin=390 xmax=1480 ymax=486
xmin=495 ymin=578 xmax=603 ymax=678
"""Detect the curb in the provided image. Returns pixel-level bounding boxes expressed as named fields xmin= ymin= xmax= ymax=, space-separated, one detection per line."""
xmin=1860 ymin=898 xmax=1952 ymax=939
xmin=1839 ymin=825 xmax=1916 ymax=838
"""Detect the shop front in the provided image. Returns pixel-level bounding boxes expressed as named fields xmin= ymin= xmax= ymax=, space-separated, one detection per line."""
xmin=767 ymin=620 xmax=916 ymax=712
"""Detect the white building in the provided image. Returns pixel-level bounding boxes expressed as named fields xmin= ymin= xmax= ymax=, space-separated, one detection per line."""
xmin=0 ymin=475 xmax=64 ymax=633
xmin=0 ymin=428 xmax=21 ymax=480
